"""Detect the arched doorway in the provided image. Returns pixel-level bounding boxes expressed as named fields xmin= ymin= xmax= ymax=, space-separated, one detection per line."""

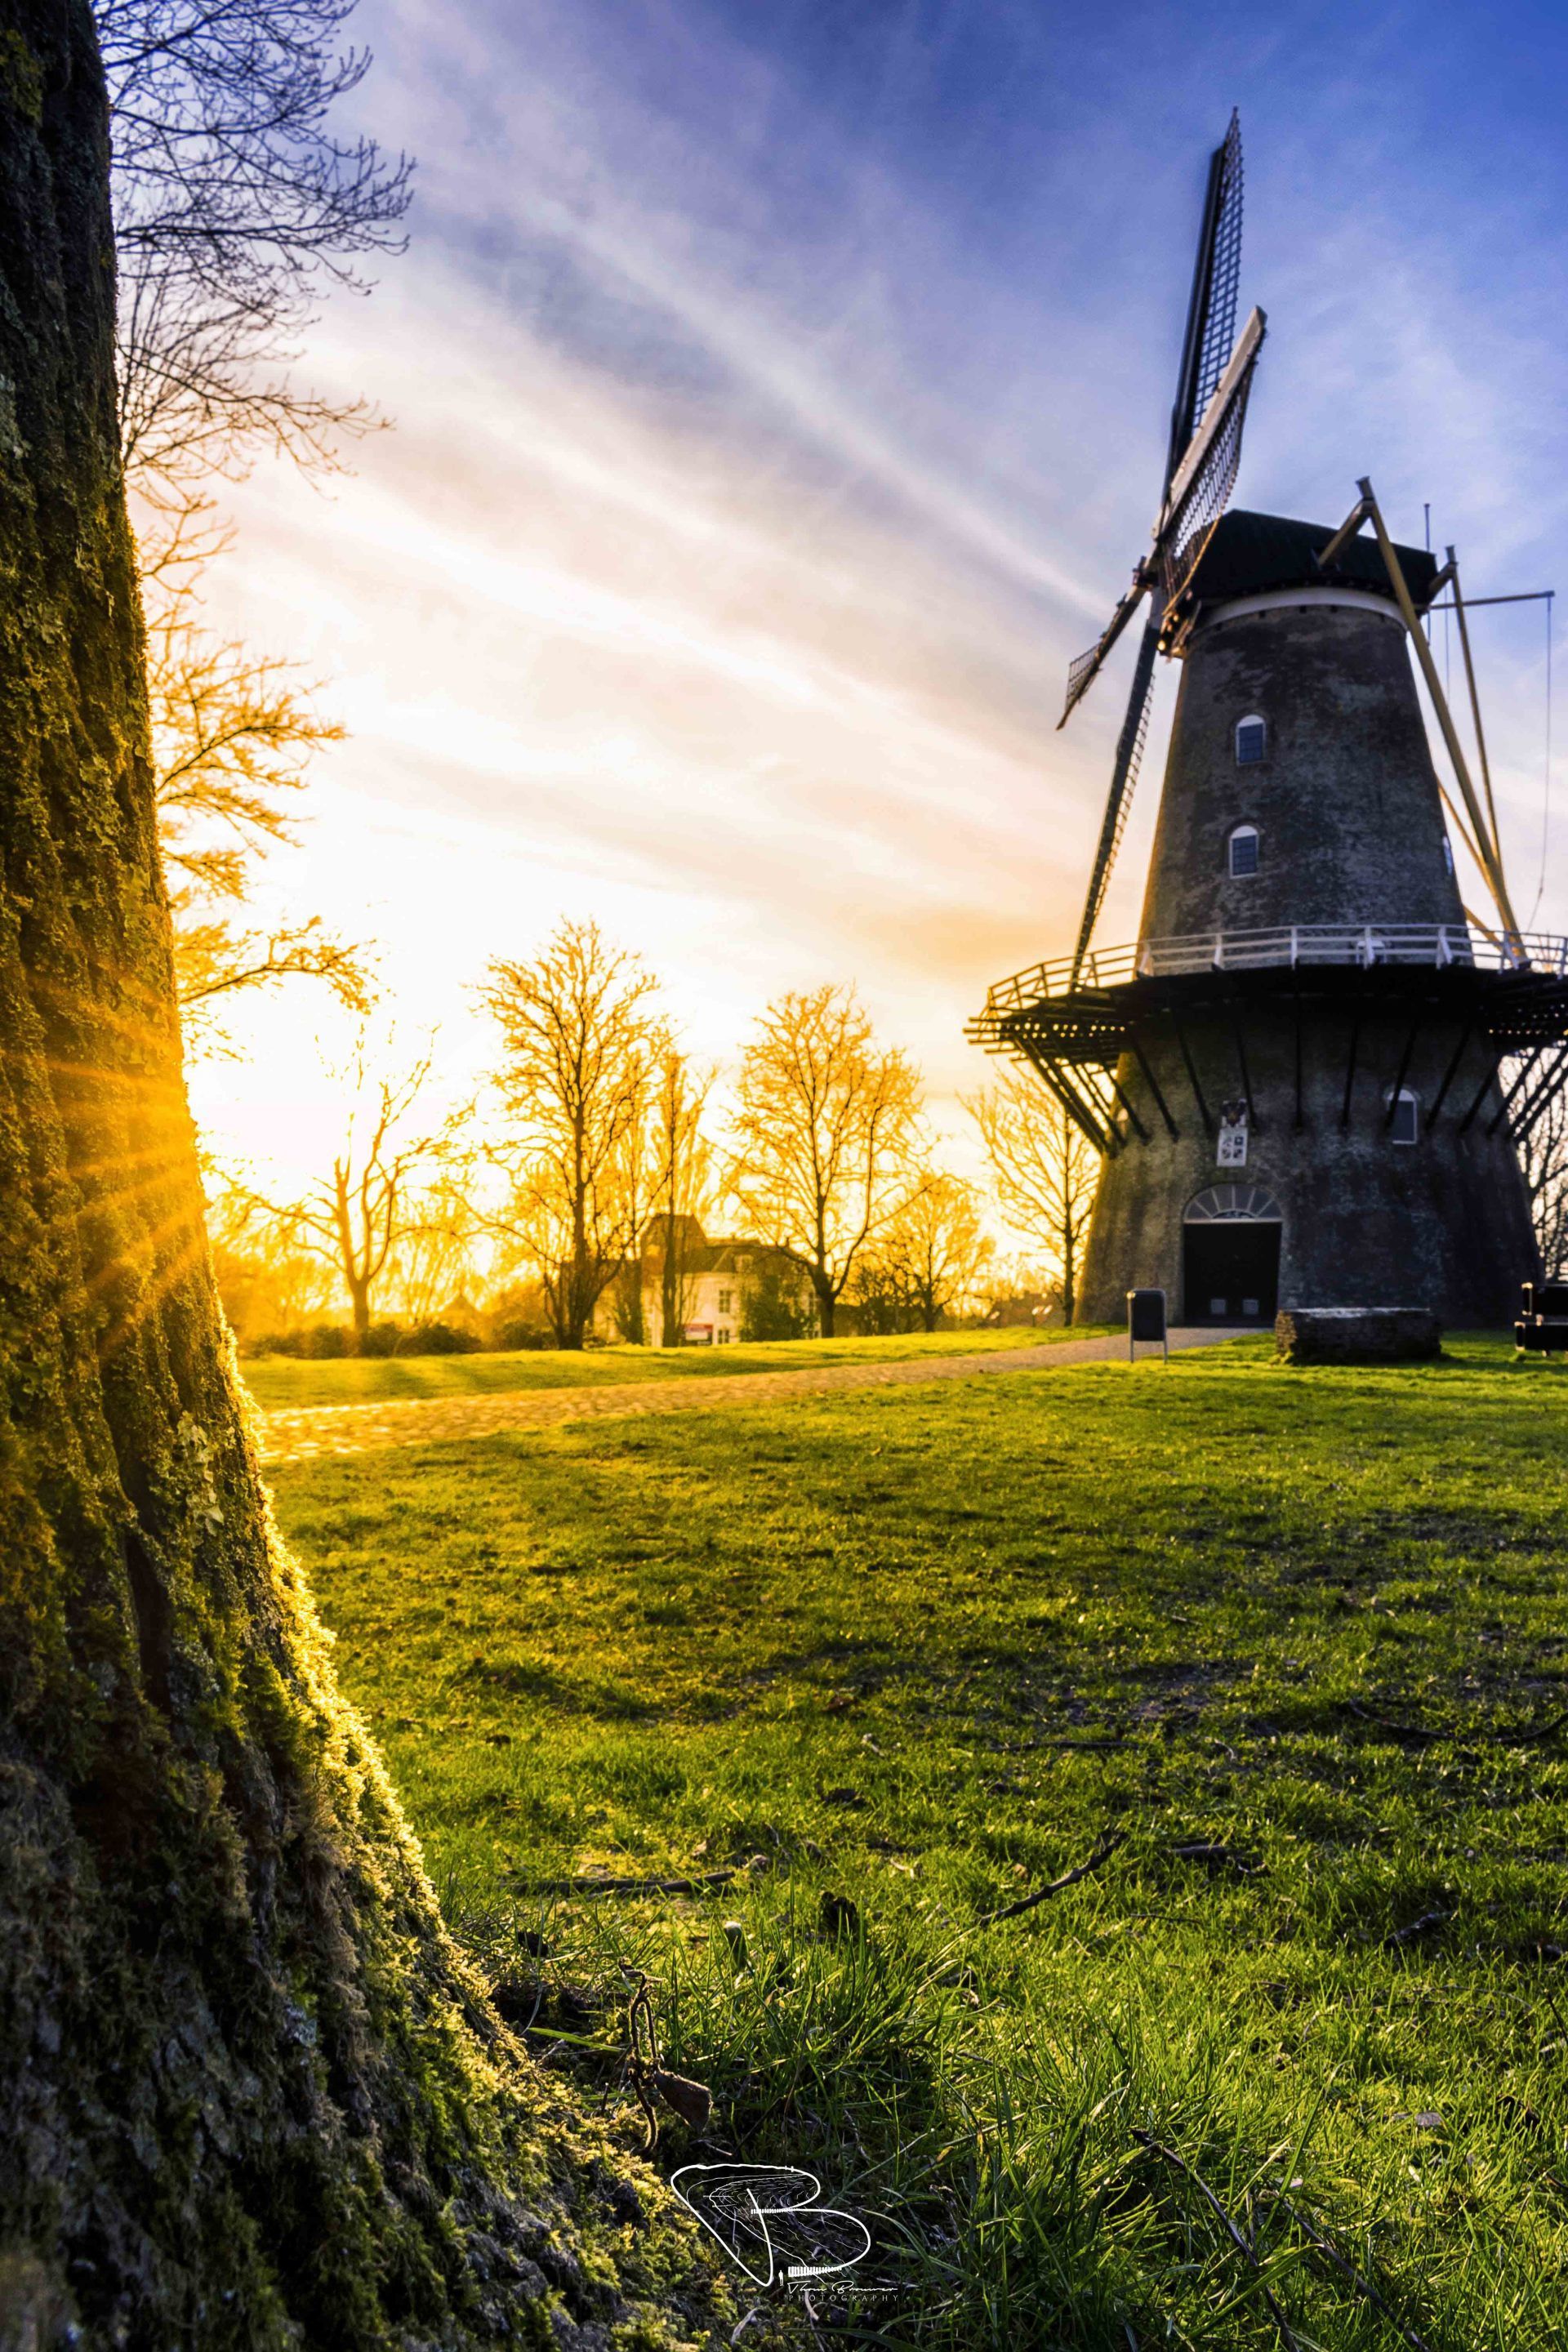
xmin=1183 ymin=1185 xmax=1282 ymax=1325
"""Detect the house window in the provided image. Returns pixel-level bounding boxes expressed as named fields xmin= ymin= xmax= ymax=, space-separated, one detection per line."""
xmin=1235 ymin=715 xmax=1266 ymax=765
xmin=1390 ymin=1088 xmax=1419 ymax=1146
xmin=1227 ymin=823 xmax=1260 ymax=878
xmin=717 ymin=1288 xmax=733 ymax=1314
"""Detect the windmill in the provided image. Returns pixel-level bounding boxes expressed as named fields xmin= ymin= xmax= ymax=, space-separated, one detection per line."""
xmin=969 ymin=118 xmax=1568 ymax=1330
xmin=1062 ymin=112 xmax=1267 ymax=984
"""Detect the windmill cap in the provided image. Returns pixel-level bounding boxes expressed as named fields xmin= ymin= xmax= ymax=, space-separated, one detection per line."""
xmin=1182 ymin=509 xmax=1438 ymax=616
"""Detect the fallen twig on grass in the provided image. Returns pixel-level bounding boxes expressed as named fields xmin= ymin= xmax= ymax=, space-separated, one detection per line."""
xmin=1169 ymin=1842 xmax=1263 ymax=1875
xmin=1267 ymin=2194 xmax=1436 ymax=2352
xmin=1131 ymin=2132 xmax=1300 ymax=2352
xmin=1347 ymin=1699 xmax=1444 ymax=1744
xmin=1348 ymin=1697 xmax=1568 ymax=1749
xmin=974 ymin=1832 xmax=1125 ymax=1927
xmin=512 ymin=1862 xmax=760 ymax=1898
xmin=1383 ymin=1909 xmax=1450 ymax=1950
xmin=1493 ymin=1705 xmax=1568 ymax=1746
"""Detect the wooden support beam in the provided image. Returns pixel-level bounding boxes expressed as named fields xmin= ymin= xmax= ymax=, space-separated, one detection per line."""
xmin=1018 ymin=1041 xmax=1115 ymax=1156
xmin=1356 ymin=479 xmax=1521 ymax=942
xmin=1231 ymin=1010 xmax=1257 ymax=1128
xmin=1448 ymin=550 xmax=1505 ymax=880
xmin=1487 ymin=1049 xmax=1541 ymax=1138
xmin=1339 ymin=1009 xmax=1361 ymax=1128
xmin=1171 ymin=1016 xmax=1214 ymax=1134
xmin=1429 ymin=1021 xmax=1474 ymax=1122
xmin=1107 ymin=1066 xmax=1151 ymax=1144
xmin=1510 ymin=1046 xmax=1568 ymax=1143
xmin=1457 ymin=1054 xmax=1501 ymax=1134
xmin=1129 ymin=1034 xmax=1178 ymax=1138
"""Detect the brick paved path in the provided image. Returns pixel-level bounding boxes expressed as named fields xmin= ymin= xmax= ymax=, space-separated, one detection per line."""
xmin=256 ymin=1327 xmax=1249 ymax=1466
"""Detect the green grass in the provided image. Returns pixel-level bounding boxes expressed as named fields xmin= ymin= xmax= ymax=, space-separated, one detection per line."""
xmin=269 ymin=1334 xmax=1568 ymax=2347
xmin=240 ymin=1322 xmax=1085 ymax=1409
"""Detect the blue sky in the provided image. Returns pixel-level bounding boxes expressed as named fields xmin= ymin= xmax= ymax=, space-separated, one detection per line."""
xmin=193 ymin=0 xmax=1568 ymax=1174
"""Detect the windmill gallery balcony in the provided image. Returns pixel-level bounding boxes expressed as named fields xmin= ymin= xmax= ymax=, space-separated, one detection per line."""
xmin=978 ymin=924 xmax=1568 ymax=1014
xmin=967 ymin=923 xmax=1568 ymax=1160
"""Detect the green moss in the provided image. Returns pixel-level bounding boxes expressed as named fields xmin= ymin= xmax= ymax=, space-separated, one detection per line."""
xmin=0 ymin=29 xmax=42 ymax=126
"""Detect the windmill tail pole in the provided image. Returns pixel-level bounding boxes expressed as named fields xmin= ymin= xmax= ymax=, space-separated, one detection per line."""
xmin=1325 ymin=480 xmax=1523 ymax=949
xmin=1446 ymin=545 xmax=1506 ymax=877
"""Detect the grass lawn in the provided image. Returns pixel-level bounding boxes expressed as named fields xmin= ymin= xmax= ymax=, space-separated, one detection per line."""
xmin=270 ymin=1334 xmax=1568 ymax=2347
xmin=240 ymin=1322 xmax=1089 ymax=1409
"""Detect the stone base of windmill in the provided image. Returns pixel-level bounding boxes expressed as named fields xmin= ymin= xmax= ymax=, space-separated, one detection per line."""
xmin=1275 ymin=1307 xmax=1443 ymax=1365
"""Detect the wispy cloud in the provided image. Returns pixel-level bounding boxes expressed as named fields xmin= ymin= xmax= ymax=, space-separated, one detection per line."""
xmin=189 ymin=0 xmax=1568 ymax=1177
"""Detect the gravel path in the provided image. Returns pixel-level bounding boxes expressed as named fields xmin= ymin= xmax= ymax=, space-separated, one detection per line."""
xmin=256 ymin=1326 xmax=1250 ymax=1466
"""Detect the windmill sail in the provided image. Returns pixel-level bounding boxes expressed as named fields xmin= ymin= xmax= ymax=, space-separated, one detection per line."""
xmin=1157 ymin=305 xmax=1265 ymax=610
xmin=1165 ymin=110 xmax=1244 ymax=491
xmin=1062 ymin=114 xmax=1261 ymax=977
xmin=1069 ymin=618 xmax=1160 ymax=984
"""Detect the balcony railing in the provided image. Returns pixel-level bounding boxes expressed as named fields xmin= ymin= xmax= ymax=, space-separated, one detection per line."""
xmin=982 ymin=925 xmax=1568 ymax=1017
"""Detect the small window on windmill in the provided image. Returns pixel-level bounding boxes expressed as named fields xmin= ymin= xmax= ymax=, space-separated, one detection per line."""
xmin=1216 ymin=1098 xmax=1250 ymax=1169
xmin=1228 ymin=823 xmax=1260 ymax=878
xmin=1441 ymin=835 xmax=1454 ymax=877
xmin=1390 ymin=1088 xmax=1419 ymax=1146
xmin=1235 ymin=715 xmax=1267 ymax=765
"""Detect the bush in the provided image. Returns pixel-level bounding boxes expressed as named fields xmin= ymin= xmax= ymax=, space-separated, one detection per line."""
xmin=359 ymin=1321 xmax=403 ymax=1357
xmin=247 ymin=1323 xmax=352 ymax=1358
xmin=394 ymin=1321 xmax=481 ymax=1356
xmin=740 ymin=1261 xmax=815 ymax=1343
xmin=490 ymin=1319 xmax=555 ymax=1352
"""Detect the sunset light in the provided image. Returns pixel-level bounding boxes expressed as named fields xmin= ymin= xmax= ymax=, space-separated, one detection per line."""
xmin=7 ymin=5 xmax=1568 ymax=2342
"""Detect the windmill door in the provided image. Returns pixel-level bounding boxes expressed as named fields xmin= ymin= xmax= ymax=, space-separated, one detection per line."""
xmin=1182 ymin=1186 xmax=1282 ymax=1325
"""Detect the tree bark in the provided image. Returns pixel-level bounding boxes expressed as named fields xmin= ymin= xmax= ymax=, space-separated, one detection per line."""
xmin=0 ymin=10 xmax=719 ymax=2344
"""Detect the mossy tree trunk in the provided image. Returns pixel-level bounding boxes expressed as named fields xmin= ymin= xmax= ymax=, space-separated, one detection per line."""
xmin=0 ymin=9 xmax=721 ymax=2345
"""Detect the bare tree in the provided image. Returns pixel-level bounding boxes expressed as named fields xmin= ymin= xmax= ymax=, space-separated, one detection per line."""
xmin=96 ymin=0 xmax=407 ymax=1038
xmin=855 ymin=1170 xmax=993 ymax=1332
xmin=649 ymin=1045 xmax=714 ymax=1346
xmin=236 ymin=1051 xmax=439 ymax=1343
xmin=96 ymin=0 xmax=412 ymax=504
xmin=728 ymin=986 xmax=924 ymax=1337
xmin=968 ymin=1071 xmax=1102 ymax=1324
xmin=149 ymin=578 xmax=373 ymax=1027
xmin=1517 ymin=1051 xmax=1568 ymax=1276
xmin=384 ymin=1171 xmax=482 ymax=1326
xmin=480 ymin=922 xmax=661 ymax=1350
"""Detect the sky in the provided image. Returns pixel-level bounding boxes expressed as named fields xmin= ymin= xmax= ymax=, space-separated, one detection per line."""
xmin=187 ymin=0 xmax=1568 ymax=1194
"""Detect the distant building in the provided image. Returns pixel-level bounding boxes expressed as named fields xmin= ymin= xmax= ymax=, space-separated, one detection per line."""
xmin=599 ymin=1216 xmax=811 ymax=1346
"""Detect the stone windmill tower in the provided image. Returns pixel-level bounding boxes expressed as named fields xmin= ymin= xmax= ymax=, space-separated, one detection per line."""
xmin=971 ymin=117 xmax=1568 ymax=1327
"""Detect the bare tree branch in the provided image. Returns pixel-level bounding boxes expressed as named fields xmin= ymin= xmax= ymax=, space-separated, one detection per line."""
xmin=98 ymin=0 xmax=413 ymax=499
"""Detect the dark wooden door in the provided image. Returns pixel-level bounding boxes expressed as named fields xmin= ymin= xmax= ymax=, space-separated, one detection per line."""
xmin=1183 ymin=1222 xmax=1281 ymax=1323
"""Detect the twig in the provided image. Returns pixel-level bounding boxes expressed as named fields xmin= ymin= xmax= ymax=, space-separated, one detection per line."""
xmin=621 ymin=1965 xmax=662 ymax=2152
xmin=1348 ymin=1697 xmax=1568 ymax=1749
xmin=513 ymin=1865 xmax=747 ymax=1898
xmin=1132 ymin=2132 xmax=1300 ymax=2352
xmin=1383 ymin=1909 xmax=1450 ymax=1949
xmin=1494 ymin=1705 xmax=1568 ymax=1746
xmin=1348 ymin=1699 xmax=1443 ymax=1744
xmin=1267 ymin=2194 xmax=1436 ymax=2352
xmin=974 ymin=1832 xmax=1125 ymax=1927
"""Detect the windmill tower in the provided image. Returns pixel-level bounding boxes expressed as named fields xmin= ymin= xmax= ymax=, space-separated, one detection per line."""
xmin=970 ymin=116 xmax=1568 ymax=1327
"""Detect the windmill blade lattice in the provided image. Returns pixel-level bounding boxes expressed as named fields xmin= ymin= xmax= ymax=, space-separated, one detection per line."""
xmin=1057 ymin=114 xmax=1264 ymax=973
xmin=1159 ymin=332 xmax=1261 ymax=612
xmin=1070 ymin=618 xmax=1160 ymax=985
xmin=1169 ymin=110 xmax=1244 ymax=476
